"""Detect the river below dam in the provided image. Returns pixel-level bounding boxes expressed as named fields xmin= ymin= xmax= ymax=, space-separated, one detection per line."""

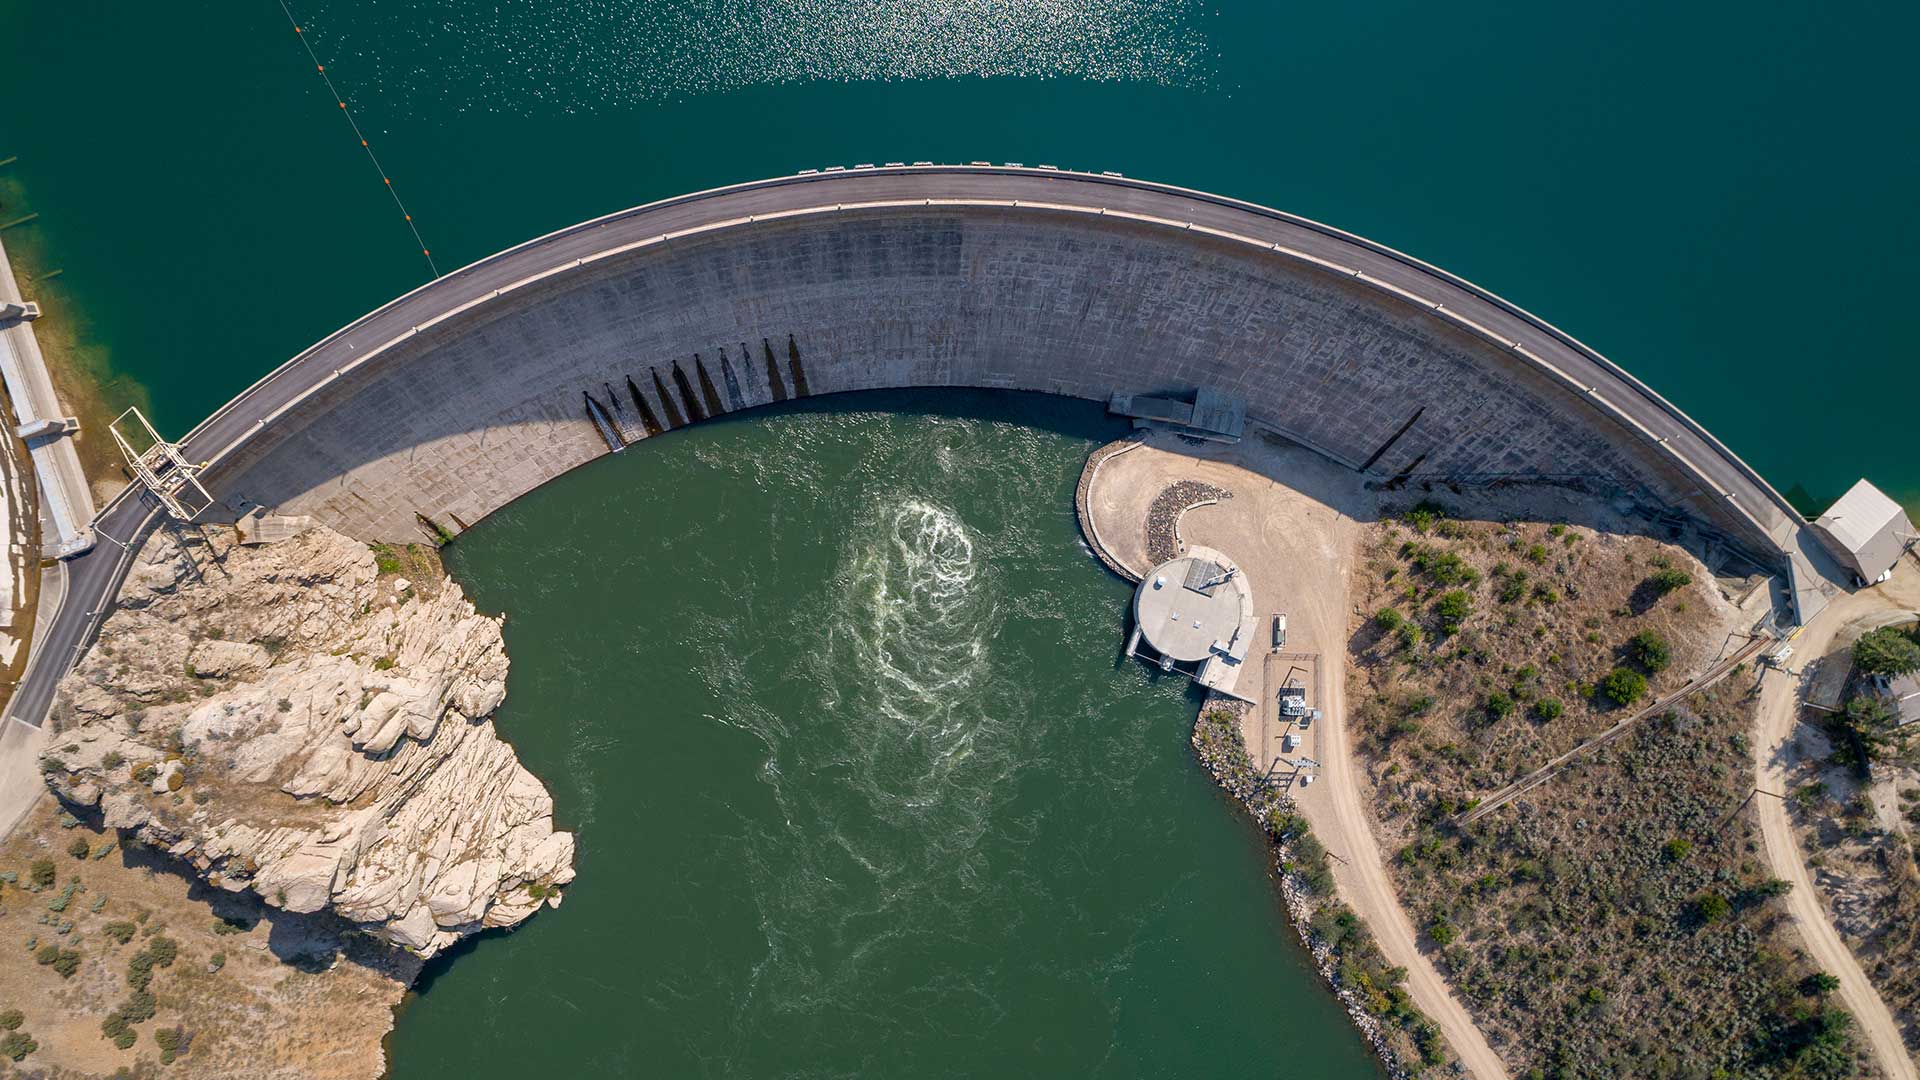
xmin=413 ymin=391 xmax=1381 ymax=1077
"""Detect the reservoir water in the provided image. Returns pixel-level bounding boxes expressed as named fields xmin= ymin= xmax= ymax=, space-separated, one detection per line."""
xmin=1 ymin=1 xmax=1917 ymax=1075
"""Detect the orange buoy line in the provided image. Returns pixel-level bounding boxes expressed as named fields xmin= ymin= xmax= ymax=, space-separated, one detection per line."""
xmin=276 ymin=1 xmax=440 ymax=278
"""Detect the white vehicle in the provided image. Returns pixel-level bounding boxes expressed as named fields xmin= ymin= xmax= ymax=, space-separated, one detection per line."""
xmin=1272 ymin=612 xmax=1288 ymax=649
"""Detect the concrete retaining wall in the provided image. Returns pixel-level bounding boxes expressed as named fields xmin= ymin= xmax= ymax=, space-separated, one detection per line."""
xmin=198 ymin=168 xmax=1796 ymax=565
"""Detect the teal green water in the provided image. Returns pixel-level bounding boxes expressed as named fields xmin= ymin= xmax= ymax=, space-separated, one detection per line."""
xmin=1 ymin=0 xmax=1916 ymax=509
xmin=421 ymin=392 xmax=1379 ymax=1076
xmin=2 ymin=4 xmax=1918 ymax=1076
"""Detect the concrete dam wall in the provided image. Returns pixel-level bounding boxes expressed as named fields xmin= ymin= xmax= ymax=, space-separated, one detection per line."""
xmin=200 ymin=166 xmax=1799 ymax=563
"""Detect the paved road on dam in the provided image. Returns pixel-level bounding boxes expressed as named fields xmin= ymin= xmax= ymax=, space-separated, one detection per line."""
xmin=7 ymin=164 xmax=1821 ymax=736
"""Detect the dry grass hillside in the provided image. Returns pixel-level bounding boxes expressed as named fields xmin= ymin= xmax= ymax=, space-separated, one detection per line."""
xmin=0 ymin=799 xmax=416 ymax=1079
xmin=1348 ymin=502 xmax=1873 ymax=1079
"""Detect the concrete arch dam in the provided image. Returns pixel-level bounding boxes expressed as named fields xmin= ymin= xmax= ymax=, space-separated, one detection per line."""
xmin=191 ymin=167 xmax=1797 ymax=568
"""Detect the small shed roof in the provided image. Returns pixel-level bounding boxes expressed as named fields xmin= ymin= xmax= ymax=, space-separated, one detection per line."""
xmin=1814 ymin=479 xmax=1913 ymax=582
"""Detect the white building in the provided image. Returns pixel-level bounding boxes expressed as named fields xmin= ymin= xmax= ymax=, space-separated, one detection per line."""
xmin=1811 ymin=479 xmax=1914 ymax=586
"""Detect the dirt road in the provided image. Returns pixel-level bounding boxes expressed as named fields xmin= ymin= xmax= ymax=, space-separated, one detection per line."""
xmin=1087 ymin=432 xmax=1510 ymax=1080
xmin=1753 ymin=564 xmax=1919 ymax=1080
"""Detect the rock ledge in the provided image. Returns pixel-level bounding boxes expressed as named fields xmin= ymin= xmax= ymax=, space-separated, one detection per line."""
xmin=42 ymin=525 xmax=575 ymax=958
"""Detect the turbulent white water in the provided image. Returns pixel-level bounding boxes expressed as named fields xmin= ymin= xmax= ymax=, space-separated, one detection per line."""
xmin=305 ymin=0 xmax=1213 ymax=114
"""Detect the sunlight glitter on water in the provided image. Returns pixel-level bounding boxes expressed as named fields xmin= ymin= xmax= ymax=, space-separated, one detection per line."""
xmin=307 ymin=0 xmax=1213 ymax=113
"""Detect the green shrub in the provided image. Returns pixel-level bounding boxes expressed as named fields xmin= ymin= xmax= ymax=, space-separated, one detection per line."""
xmin=145 ymin=936 xmax=178 ymax=968
xmin=1630 ymin=630 xmax=1673 ymax=673
xmin=1600 ymin=668 xmax=1648 ymax=708
xmin=1523 ymin=543 xmax=1549 ymax=564
xmin=28 ymin=859 xmax=54 ymax=888
xmin=1694 ymin=892 xmax=1732 ymax=923
xmin=209 ymin=951 xmax=227 ymax=972
xmin=1662 ymin=838 xmax=1692 ymax=861
xmin=1533 ymin=697 xmax=1564 ymax=721
xmin=1402 ymin=501 xmax=1447 ymax=534
xmin=1434 ymin=590 xmax=1473 ymax=634
xmin=66 ymin=836 xmax=91 ymax=860
xmin=1427 ymin=917 xmax=1458 ymax=945
xmin=0 ymin=1030 xmax=36 ymax=1061
xmin=1405 ymin=543 xmax=1480 ymax=587
xmin=104 ymin=921 xmax=137 ymax=945
xmin=1396 ymin=621 xmax=1423 ymax=651
xmin=1485 ymin=692 xmax=1515 ymax=721
xmin=119 ymin=990 xmax=156 ymax=1024
xmin=1853 ymin=626 xmax=1920 ymax=677
xmin=1801 ymin=972 xmax=1841 ymax=996
xmin=1647 ymin=567 xmax=1693 ymax=595
xmin=101 ymin=1008 xmax=140 ymax=1049
xmin=35 ymin=946 xmax=79 ymax=978
xmin=1373 ymin=608 xmax=1404 ymax=632
xmin=0 ymin=1009 xmax=21 ymax=1031
xmin=155 ymin=1024 xmax=184 ymax=1062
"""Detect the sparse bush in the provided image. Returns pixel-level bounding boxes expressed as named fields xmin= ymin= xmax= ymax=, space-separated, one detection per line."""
xmin=0 ymin=1030 xmax=36 ymax=1061
xmin=28 ymin=858 xmax=54 ymax=888
xmin=67 ymin=836 xmax=91 ymax=859
xmin=104 ymin=921 xmax=137 ymax=945
xmin=1629 ymin=630 xmax=1672 ymax=673
xmin=1485 ymin=692 xmax=1514 ymax=721
xmin=1533 ymin=697 xmax=1564 ymax=721
xmin=1373 ymin=608 xmax=1404 ymax=632
xmin=34 ymin=946 xmax=79 ymax=978
xmin=208 ymin=951 xmax=226 ymax=972
xmin=1402 ymin=501 xmax=1447 ymax=534
xmin=1801 ymin=972 xmax=1841 ymax=996
xmin=1405 ymin=543 xmax=1480 ymax=587
xmin=1396 ymin=621 xmax=1423 ymax=651
xmin=1434 ymin=590 xmax=1473 ymax=634
xmin=155 ymin=1025 xmax=185 ymax=1062
xmin=132 ymin=763 xmax=157 ymax=785
xmin=0 ymin=1010 xmax=21 ymax=1031
xmin=102 ymin=750 xmax=125 ymax=770
xmin=1647 ymin=567 xmax=1693 ymax=595
xmin=1600 ymin=668 xmax=1648 ymax=708
xmin=1694 ymin=892 xmax=1732 ymax=923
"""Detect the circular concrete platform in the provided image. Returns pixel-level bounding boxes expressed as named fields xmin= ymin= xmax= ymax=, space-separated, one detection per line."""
xmin=1133 ymin=554 xmax=1251 ymax=662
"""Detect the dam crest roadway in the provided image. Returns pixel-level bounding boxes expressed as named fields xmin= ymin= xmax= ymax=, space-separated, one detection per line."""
xmin=6 ymin=163 xmax=1852 ymax=734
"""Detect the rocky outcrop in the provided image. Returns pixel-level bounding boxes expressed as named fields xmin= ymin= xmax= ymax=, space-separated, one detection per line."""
xmin=40 ymin=526 xmax=574 ymax=959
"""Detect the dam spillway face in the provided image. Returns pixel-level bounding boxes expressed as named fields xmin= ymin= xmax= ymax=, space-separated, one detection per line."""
xmin=206 ymin=168 xmax=1796 ymax=567
xmin=671 ymin=359 xmax=707 ymax=423
xmin=627 ymin=377 xmax=664 ymax=436
xmin=720 ymin=346 xmax=745 ymax=410
xmin=763 ymin=338 xmax=789 ymax=402
xmin=651 ymin=369 xmax=686 ymax=429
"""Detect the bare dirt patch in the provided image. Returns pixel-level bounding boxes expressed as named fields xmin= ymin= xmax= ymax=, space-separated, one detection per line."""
xmin=0 ymin=797 xmax=415 ymax=1079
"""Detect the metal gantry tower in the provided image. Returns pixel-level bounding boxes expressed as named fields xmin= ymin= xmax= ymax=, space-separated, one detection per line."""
xmin=109 ymin=408 xmax=212 ymax=522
